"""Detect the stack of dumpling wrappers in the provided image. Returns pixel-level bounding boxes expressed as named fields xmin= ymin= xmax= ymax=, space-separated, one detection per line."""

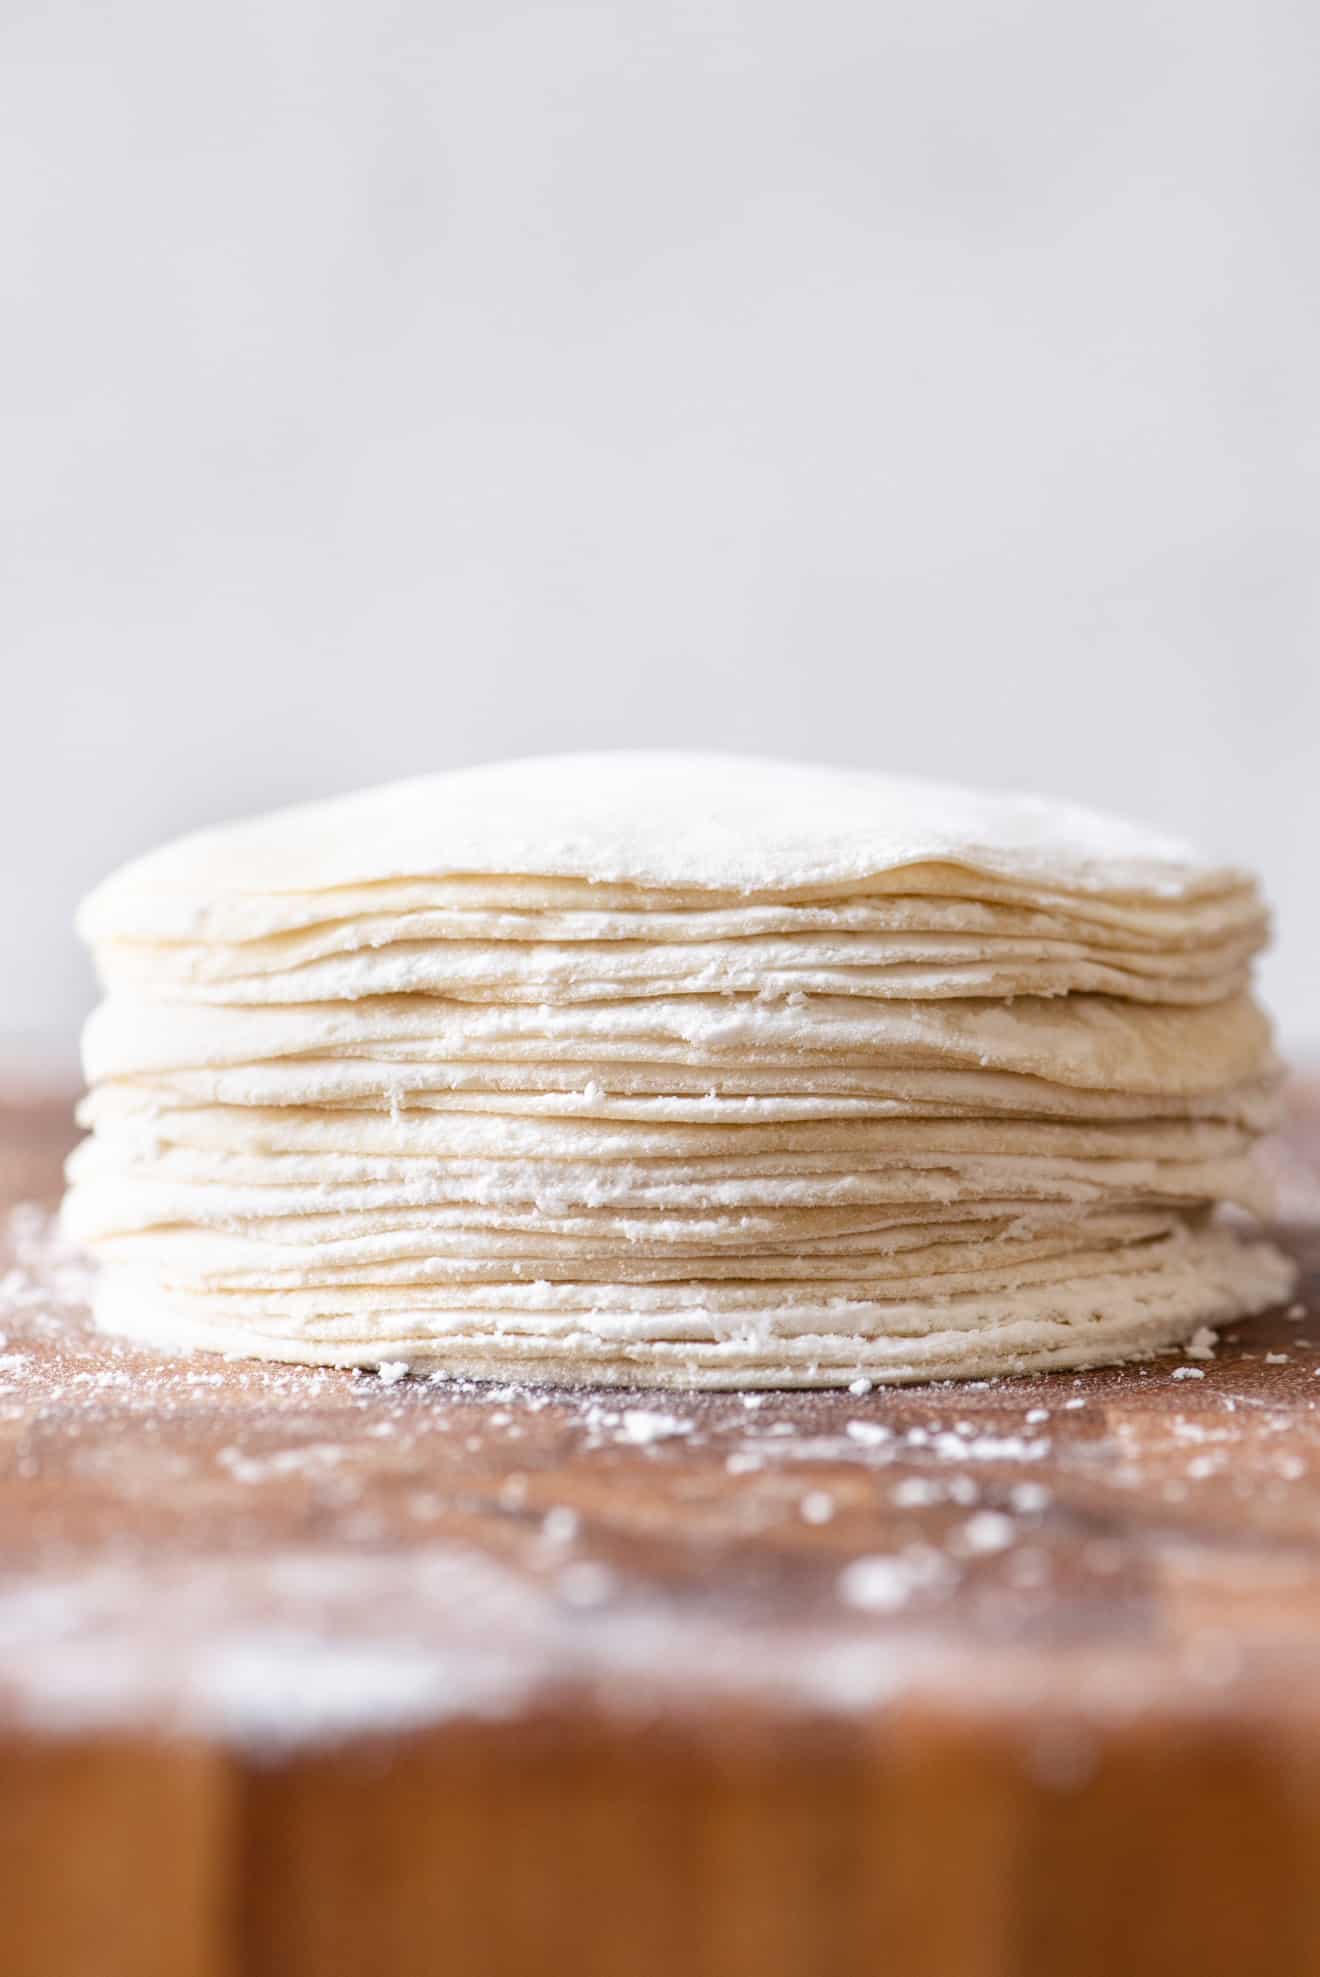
xmin=65 ymin=754 xmax=1295 ymax=1386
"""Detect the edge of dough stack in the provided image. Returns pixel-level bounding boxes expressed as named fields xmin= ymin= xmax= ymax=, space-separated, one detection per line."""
xmin=64 ymin=753 xmax=1296 ymax=1387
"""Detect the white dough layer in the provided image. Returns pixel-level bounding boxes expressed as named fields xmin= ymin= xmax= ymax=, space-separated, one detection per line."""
xmin=66 ymin=754 xmax=1294 ymax=1382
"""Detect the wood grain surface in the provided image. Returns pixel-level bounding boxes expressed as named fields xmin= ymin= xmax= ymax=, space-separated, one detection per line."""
xmin=4 ymin=1090 xmax=1320 ymax=1976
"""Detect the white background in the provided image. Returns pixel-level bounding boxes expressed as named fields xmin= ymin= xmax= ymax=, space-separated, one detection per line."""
xmin=4 ymin=0 xmax=1317 ymax=1072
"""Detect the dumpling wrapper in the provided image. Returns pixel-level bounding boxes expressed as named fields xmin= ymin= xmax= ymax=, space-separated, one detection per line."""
xmin=79 ymin=753 xmax=1254 ymax=934
xmin=68 ymin=754 xmax=1292 ymax=1385
xmin=89 ymin=1226 xmax=1295 ymax=1385
xmin=82 ymin=990 xmax=1274 ymax=1095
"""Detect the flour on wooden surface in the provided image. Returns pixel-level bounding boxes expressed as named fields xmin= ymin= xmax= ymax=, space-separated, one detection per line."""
xmin=3 ymin=1202 xmax=1319 ymax=1750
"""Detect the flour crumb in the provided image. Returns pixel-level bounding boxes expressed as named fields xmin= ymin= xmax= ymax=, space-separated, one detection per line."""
xmin=1183 ymin=1327 xmax=1219 ymax=1361
xmin=800 ymin=1490 xmax=835 ymax=1525
xmin=618 ymin=1409 xmax=692 ymax=1445
xmin=837 ymin=1547 xmax=951 ymax=1612
xmin=375 ymin=1361 xmax=409 ymax=1385
xmin=557 ymin=1561 xmax=614 ymax=1607
xmin=955 ymin=1510 xmax=1015 ymax=1555
xmin=845 ymin=1421 xmax=891 ymax=1447
xmin=540 ymin=1507 xmax=580 ymax=1545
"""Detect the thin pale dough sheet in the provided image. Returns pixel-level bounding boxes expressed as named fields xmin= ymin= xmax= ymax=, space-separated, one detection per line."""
xmin=91 ymin=899 xmax=1268 ymax=984
xmin=63 ymin=1149 xmax=1270 ymax=1237
xmin=94 ymin=946 xmax=1251 ymax=1009
xmin=78 ymin=755 xmax=1254 ymax=930
xmin=89 ymin=1226 xmax=1295 ymax=1384
xmin=82 ymin=991 xmax=1274 ymax=1095
xmin=82 ymin=863 xmax=1265 ymax=950
xmin=108 ymin=1062 xmax=1282 ymax=1126
xmin=75 ymin=1088 xmax=1257 ymax=1162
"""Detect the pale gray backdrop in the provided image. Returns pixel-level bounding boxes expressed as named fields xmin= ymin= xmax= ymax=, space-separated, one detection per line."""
xmin=4 ymin=0 xmax=1318 ymax=1071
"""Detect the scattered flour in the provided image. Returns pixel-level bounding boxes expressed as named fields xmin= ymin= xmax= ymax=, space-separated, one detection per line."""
xmin=845 ymin=1421 xmax=891 ymax=1447
xmin=1183 ymin=1327 xmax=1219 ymax=1362
xmin=0 ymin=1198 xmax=1313 ymax=1752
xmin=955 ymin=1511 xmax=1017 ymax=1555
xmin=838 ymin=1548 xmax=953 ymax=1612
xmin=617 ymin=1410 xmax=693 ymax=1445
xmin=540 ymin=1507 xmax=581 ymax=1546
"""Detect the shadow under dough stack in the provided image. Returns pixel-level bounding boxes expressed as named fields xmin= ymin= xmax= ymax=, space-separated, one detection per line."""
xmin=63 ymin=754 xmax=1295 ymax=1385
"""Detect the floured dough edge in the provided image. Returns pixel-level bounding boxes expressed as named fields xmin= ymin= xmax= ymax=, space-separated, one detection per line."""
xmin=77 ymin=753 xmax=1248 ymax=919
xmin=89 ymin=1226 xmax=1296 ymax=1388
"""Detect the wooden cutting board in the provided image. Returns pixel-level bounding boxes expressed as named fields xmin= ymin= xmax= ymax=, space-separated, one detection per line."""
xmin=4 ymin=1090 xmax=1320 ymax=1977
